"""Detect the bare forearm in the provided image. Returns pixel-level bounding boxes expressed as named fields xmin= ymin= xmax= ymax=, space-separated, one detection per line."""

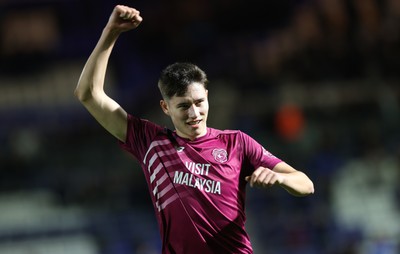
xmin=72 ymin=5 xmax=141 ymax=142
xmin=75 ymin=5 xmax=142 ymax=103
xmin=246 ymin=163 xmax=314 ymax=197
xmin=74 ymin=28 xmax=120 ymax=101
xmin=279 ymin=171 xmax=314 ymax=197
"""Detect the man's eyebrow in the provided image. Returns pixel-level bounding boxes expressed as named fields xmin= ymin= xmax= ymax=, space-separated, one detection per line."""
xmin=176 ymin=97 xmax=205 ymax=107
xmin=177 ymin=101 xmax=190 ymax=107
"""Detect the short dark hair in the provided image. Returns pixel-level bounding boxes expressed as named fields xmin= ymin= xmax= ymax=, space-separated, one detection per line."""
xmin=158 ymin=62 xmax=208 ymax=100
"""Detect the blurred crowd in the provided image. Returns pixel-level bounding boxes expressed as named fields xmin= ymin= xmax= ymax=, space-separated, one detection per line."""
xmin=0 ymin=0 xmax=399 ymax=253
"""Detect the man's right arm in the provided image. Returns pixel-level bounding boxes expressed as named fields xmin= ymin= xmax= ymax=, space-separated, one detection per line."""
xmin=74 ymin=5 xmax=143 ymax=142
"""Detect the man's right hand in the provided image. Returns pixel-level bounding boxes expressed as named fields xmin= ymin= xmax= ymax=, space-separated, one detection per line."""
xmin=106 ymin=5 xmax=143 ymax=33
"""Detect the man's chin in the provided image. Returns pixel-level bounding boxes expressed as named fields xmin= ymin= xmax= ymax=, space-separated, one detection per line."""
xmin=193 ymin=127 xmax=207 ymax=137
xmin=186 ymin=128 xmax=206 ymax=139
xmin=176 ymin=125 xmax=207 ymax=139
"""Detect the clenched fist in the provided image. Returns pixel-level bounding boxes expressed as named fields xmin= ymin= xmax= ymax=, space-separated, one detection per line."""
xmin=245 ymin=167 xmax=284 ymax=188
xmin=106 ymin=5 xmax=143 ymax=33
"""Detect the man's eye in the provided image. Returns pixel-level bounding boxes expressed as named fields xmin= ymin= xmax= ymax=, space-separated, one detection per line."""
xmin=195 ymin=101 xmax=203 ymax=106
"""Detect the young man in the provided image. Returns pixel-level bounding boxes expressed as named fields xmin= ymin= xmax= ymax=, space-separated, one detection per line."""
xmin=75 ymin=5 xmax=314 ymax=254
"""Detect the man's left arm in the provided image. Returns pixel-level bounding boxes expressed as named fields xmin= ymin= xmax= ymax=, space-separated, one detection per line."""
xmin=245 ymin=162 xmax=314 ymax=197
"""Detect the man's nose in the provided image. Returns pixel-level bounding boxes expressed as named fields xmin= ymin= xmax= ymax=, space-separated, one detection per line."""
xmin=188 ymin=105 xmax=200 ymax=118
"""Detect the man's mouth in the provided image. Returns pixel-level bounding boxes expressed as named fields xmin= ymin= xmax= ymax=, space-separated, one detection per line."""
xmin=187 ymin=120 xmax=201 ymax=126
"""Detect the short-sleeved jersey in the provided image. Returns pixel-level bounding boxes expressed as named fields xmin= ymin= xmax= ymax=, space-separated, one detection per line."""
xmin=119 ymin=114 xmax=282 ymax=254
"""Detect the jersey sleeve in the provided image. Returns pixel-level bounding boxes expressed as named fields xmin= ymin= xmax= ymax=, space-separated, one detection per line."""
xmin=239 ymin=131 xmax=283 ymax=173
xmin=118 ymin=114 xmax=163 ymax=161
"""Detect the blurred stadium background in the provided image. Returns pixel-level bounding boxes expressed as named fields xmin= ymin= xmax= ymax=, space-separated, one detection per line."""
xmin=1 ymin=0 xmax=399 ymax=253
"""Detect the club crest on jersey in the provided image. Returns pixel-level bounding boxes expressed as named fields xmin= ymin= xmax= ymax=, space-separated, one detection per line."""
xmin=212 ymin=149 xmax=228 ymax=163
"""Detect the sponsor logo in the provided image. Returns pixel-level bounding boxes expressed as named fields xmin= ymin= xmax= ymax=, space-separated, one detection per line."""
xmin=176 ymin=146 xmax=185 ymax=152
xmin=262 ymin=147 xmax=275 ymax=158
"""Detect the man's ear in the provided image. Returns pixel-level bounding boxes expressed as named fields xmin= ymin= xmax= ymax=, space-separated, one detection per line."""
xmin=160 ymin=100 xmax=170 ymax=116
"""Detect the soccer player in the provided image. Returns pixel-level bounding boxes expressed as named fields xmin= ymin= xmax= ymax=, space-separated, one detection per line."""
xmin=75 ymin=5 xmax=314 ymax=254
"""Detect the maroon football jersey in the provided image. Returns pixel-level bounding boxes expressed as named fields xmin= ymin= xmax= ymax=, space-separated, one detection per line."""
xmin=119 ymin=114 xmax=282 ymax=254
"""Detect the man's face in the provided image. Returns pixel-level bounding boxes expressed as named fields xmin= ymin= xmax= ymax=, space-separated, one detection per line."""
xmin=160 ymin=82 xmax=209 ymax=140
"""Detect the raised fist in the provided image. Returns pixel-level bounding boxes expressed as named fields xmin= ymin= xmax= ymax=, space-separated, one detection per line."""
xmin=106 ymin=5 xmax=143 ymax=33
